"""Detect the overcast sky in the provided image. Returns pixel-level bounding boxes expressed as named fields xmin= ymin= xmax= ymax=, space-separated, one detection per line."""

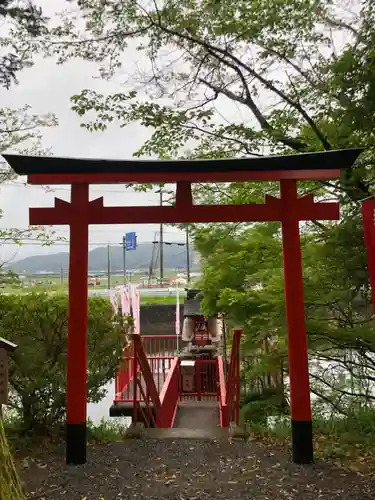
xmin=0 ymin=0 xmax=193 ymax=263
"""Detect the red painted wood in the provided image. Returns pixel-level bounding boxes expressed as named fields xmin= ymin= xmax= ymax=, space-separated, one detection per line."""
xmin=362 ymin=200 xmax=375 ymax=311
xmin=30 ymin=197 xmax=339 ymax=226
xmin=115 ymin=336 xmax=177 ymax=403
xmin=218 ymin=356 xmax=228 ymax=427
xmin=224 ymin=328 xmax=242 ymax=425
xmin=66 ymin=183 xmax=89 ymax=425
xmin=280 ymin=179 xmax=312 ymax=423
xmin=176 ymin=181 xmax=193 ymax=209
xmin=196 ymin=356 xmax=202 ymax=401
xmin=132 ymin=335 xmax=161 ymax=411
xmin=27 ymin=169 xmax=341 ymax=185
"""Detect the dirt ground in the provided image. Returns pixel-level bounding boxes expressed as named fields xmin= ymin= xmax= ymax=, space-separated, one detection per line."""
xmin=19 ymin=438 xmax=375 ymax=500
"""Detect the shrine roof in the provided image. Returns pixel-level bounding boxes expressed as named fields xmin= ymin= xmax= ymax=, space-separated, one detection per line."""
xmin=2 ymin=148 xmax=362 ymax=174
xmin=2 ymin=148 xmax=363 ymax=184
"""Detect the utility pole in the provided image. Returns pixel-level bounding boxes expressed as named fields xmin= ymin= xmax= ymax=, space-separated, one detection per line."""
xmin=186 ymin=225 xmax=191 ymax=283
xmin=159 ymin=189 xmax=164 ymax=286
xmin=122 ymin=235 xmax=126 ymax=285
xmin=107 ymin=243 xmax=111 ymax=289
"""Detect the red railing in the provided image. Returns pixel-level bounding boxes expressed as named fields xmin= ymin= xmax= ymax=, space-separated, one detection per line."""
xmin=220 ymin=328 xmax=242 ymax=427
xmin=131 ymin=334 xmax=162 ymax=426
xmin=115 ymin=335 xmax=177 ymax=402
xmin=179 ymin=355 xmax=218 ymax=402
xmin=114 ymin=329 xmax=242 ymax=429
xmin=159 ymin=357 xmax=180 ymax=427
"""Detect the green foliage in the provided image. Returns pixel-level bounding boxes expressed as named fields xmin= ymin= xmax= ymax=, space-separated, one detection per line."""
xmin=315 ymin=408 xmax=375 ymax=448
xmin=0 ymin=1 xmax=47 ymax=89
xmin=0 ymin=293 xmax=129 ymax=431
xmin=5 ymin=0 xmax=375 ymax=446
xmin=312 ymin=408 xmax=375 ymax=462
xmin=240 ymin=388 xmax=288 ymax=425
xmin=87 ymin=418 xmax=126 ymax=443
xmin=8 ymin=2 xmax=373 ymax=186
xmin=0 ymin=270 xmax=21 ymax=287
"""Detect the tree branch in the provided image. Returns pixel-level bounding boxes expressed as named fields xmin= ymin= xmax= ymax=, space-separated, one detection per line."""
xmin=199 ymin=77 xmax=308 ymax=151
xmin=144 ymin=16 xmax=332 ymax=150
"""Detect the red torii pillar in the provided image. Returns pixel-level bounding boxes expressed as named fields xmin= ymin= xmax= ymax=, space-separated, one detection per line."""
xmin=66 ymin=184 xmax=90 ymax=464
xmin=362 ymin=199 xmax=375 ymax=311
xmin=30 ymin=183 xmax=91 ymax=464
xmin=280 ymin=179 xmax=313 ymax=463
xmin=28 ymin=177 xmax=339 ymax=466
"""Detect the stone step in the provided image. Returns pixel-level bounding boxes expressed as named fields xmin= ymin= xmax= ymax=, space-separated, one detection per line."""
xmin=125 ymin=422 xmax=248 ymax=440
xmin=143 ymin=427 xmax=229 ymax=439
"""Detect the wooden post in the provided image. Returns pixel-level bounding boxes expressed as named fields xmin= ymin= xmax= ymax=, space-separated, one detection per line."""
xmin=0 ymin=348 xmax=8 ymax=412
xmin=0 ymin=338 xmax=17 ymax=418
xmin=66 ymin=184 xmax=89 ymax=465
xmin=280 ymin=179 xmax=313 ymax=464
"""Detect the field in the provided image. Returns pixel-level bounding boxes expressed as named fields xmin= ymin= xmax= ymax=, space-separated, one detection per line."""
xmin=0 ymin=273 xmax=186 ymax=305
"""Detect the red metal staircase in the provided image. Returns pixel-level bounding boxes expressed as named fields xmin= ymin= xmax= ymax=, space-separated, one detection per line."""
xmin=110 ymin=329 xmax=242 ymax=430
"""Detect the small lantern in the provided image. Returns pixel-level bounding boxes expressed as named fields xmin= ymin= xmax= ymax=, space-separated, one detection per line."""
xmin=0 ymin=337 xmax=17 ymax=408
xmin=180 ymin=360 xmax=195 ymax=392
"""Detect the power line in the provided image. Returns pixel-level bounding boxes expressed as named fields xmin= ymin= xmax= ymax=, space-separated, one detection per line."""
xmin=0 ymin=239 xmax=195 ymax=248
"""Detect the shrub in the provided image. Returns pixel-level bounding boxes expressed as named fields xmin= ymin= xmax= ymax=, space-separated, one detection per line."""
xmin=0 ymin=293 xmax=130 ymax=432
xmin=87 ymin=418 xmax=126 ymax=443
xmin=240 ymin=388 xmax=289 ymax=425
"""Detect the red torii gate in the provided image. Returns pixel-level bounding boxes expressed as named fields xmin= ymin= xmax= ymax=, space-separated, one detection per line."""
xmin=4 ymin=149 xmax=362 ymax=466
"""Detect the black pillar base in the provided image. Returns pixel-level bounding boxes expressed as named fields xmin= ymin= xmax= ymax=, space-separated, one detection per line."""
xmin=66 ymin=422 xmax=87 ymax=465
xmin=291 ymin=420 xmax=313 ymax=464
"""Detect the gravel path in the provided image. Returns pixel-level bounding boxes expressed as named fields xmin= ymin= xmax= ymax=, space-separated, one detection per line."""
xmin=19 ymin=438 xmax=375 ymax=500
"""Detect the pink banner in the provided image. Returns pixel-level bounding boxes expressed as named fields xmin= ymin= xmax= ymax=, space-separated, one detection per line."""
xmin=109 ymin=290 xmax=119 ymax=314
xmin=119 ymin=286 xmax=131 ymax=316
xmin=130 ymin=284 xmax=140 ymax=335
xmin=110 ymin=284 xmax=141 ymax=332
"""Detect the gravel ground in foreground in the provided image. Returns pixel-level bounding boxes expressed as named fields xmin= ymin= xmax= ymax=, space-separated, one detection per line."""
xmin=19 ymin=438 xmax=375 ymax=500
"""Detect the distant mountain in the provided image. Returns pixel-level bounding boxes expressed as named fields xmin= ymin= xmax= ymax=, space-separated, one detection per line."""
xmin=7 ymin=243 xmax=198 ymax=274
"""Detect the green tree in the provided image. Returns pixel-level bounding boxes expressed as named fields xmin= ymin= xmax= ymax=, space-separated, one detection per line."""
xmin=0 ymin=270 xmax=21 ymax=287
xmin=0 ymin=1 xmax=48 ymax=89
xmin=0 ymin=293 xmax=130 ymax=431
xmin=7 ymin=0 xmax=375 ymax=417
xmin=10 ymin=0 xmax=371 ymax=196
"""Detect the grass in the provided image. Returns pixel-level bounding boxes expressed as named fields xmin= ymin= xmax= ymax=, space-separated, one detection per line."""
xmin=2 ymin=415 xmax=127 ymax=461
xmin=87 ymin=418 xmax=127 ymax=443
xmin=0 ymin=286 xmax=183 ymax=305
xmin=141 ymin=295 xmax=183 ymax=305
xmin=1 ymin=279 xmax=186 ymax=306
xmin=245 ymin=406 xmax=375 ymax=474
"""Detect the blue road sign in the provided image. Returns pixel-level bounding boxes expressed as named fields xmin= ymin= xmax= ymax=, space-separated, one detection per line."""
xmin=125 ymin=232 xmax=137 ymax=251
